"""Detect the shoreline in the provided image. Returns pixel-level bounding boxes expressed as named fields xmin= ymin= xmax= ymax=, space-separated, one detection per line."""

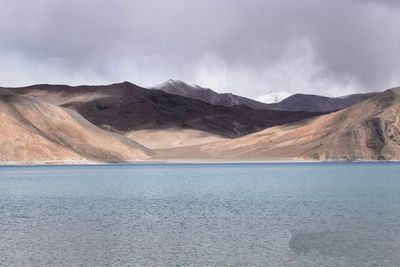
xmin=1 ymin=159 xmax=400 ymax=167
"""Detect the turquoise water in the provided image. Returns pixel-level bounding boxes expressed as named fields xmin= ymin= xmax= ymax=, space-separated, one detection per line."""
xmin=1 ymin=163 xmax=400 ymax=266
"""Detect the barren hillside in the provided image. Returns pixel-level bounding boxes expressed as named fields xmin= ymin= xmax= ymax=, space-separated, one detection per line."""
xmin=154 ymin=87 xmax=400 ymax=161
xmin=0 ymin=93 xmax=152 ymax=163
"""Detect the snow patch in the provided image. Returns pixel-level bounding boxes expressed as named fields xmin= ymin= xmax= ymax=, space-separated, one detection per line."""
xmin=256 ymin=91 xmax=292 ymax=104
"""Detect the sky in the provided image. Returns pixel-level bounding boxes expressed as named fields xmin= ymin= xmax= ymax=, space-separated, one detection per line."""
xmin=1 ymin=0 xmax=400 ymax=101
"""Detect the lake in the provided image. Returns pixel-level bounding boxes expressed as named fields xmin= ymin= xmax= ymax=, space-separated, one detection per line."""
xmin=1 ymin=163 xmax=400 ymax=266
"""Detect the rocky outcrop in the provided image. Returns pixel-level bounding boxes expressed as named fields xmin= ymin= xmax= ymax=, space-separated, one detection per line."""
xmin=365 ymin=118 xmax=385 ymax=158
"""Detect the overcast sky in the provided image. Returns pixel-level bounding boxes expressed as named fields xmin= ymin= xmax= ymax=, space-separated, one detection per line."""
xmin=1 ymin=0 xmax=399 ymax=99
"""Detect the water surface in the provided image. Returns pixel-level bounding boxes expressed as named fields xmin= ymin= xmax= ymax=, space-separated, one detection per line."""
xmin=1 ymin=163 xmax=400 ymax=266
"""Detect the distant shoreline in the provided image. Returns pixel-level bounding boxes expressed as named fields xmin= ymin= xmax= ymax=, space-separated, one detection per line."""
xmin=1 ymin=159 xmax=399 ymax=167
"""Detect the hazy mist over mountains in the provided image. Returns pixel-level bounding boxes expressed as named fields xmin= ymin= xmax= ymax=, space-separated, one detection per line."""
xmin=1 ymin=0 xmax=400 ymax=100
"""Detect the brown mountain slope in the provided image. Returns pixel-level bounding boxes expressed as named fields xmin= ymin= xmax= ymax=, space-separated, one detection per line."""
xmin=2 ymin=82 xmax=323 ymax=138
xmin=154 ymin=87 xmax=400 ymax=161
xmin=267 ymin=92 xmax=379 ymax=112
xmin=127 ymin=128 xmax=225 ymax=149
xmin=0 ymin=93 xmax=152 ymax=163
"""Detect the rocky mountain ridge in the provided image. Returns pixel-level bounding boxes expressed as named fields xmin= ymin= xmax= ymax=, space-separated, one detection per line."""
xmin=152 ymin=79 xmax=378 ymax=112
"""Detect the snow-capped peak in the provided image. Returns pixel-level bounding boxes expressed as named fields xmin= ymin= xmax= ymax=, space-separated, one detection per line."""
xmin=152 ymin=79 xmax=185 ymax=89
xmin=256 ymin=91 xmax=292 ymax=104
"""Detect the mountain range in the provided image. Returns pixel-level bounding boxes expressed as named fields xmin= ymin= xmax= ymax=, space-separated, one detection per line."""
xmin=7 ymin=82 xmax=321 ymax=137
xmin=155 ymin=87 xmax=400 ymax=161
xmin=1 ymin=81 xmax=397 ymax=163
xmin=153 ymin=79 xmax=378 ymax=112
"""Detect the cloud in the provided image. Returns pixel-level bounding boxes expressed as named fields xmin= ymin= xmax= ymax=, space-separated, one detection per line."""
xmin=0 ymin=0 xmax=399 ymax=98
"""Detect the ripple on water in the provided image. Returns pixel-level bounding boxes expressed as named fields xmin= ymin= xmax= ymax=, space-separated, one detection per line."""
xmin=0 ymin=163 xmax=400 ymax=266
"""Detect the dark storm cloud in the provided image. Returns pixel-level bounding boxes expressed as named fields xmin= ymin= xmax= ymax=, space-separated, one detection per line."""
xmin=0 ymin=0 xmax=399 ymax=99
